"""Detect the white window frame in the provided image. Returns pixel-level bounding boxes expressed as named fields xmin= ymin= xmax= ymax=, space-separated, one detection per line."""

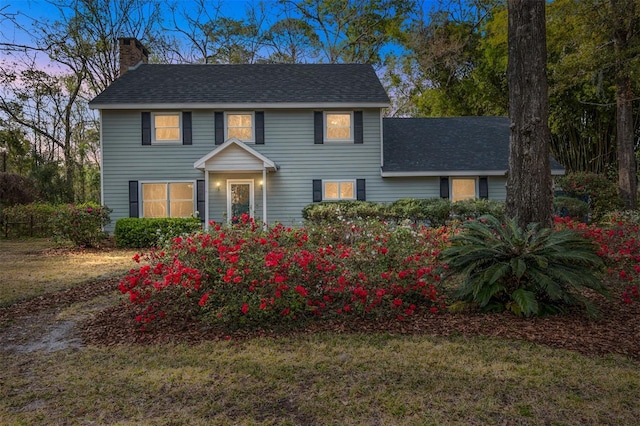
xmin=140 ymin=180 xmax=195 ymax=218
xmin=226 ymin=179 xmax=255 ymax=220
xmin=225 ymin=112 xmax=255 ymax=143
xmin=450 ymin=177 xmax=478 ymax=202
xmin=152 ymin=112 xmax=182 ymax=144
xmin=322 ymin=179 xmax=356 ymax=201
xmin=324 ymin=111 xmax=354 ymax=142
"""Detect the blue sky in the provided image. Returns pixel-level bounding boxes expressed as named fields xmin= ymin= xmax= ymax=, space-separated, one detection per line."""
xmin=0 ymin=0 xmax=256 ymax=43
xmin=0 ymin=0 xmax=436 ymax=69
xmin=1 ymin=0 xmax=436 ymax=45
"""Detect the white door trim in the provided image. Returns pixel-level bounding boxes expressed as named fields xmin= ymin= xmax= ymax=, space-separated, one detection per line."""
xmin=226 ymin=179 xmax=254 ymax=221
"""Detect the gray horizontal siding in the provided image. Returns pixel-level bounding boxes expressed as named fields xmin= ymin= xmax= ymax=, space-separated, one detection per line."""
xmin=101 ymin=110 xmax=211 ymax=231
xmin=102 ymin=108 xmax=503 ymax=231
xmin=252 ymin=109 xmax=382 ymax=224
xmin=488 ymin=176 xmax=507 ymax=201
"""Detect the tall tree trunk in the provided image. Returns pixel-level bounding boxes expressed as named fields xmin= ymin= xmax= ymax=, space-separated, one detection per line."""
xmin=612 ymin=0 xmax=638 ymax=210
xmin=505 ymin=0 xmax=553 ymax=228
xmin=616 ymin=75 xmax=637 ymax=209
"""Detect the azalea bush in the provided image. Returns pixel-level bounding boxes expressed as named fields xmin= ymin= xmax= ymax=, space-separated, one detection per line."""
xmin=50 ymin=203 xmax=112 ymax=247
xmin=555 ymin=214 xmax=640 ymax=304
xmin=119 ymin=211 xmax=640 ymax=332
xmin=119 ymin=214 xmax=450 ymax=330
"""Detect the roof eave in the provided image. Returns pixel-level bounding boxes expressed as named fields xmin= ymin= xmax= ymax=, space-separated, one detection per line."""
xmin=381 ymin=169 xmax=566 ymax=177
xmin=381 ymin=170 xmax=508 ymax=177
xmin=89 ymin=101 xmax=390 ymax=110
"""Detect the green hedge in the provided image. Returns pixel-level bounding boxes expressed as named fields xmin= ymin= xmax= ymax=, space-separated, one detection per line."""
xmin=302 ymin=198 xmax=505 ymax=226
xmin=556 ymin=172 xmax=624 ymax=221
xmin=114 ymin=217 xmax=203 ymax=248
xmin=301 ymin=201 xmax=386 ymax=222
xmin=554 ymin=196 xmax=590 ymax=221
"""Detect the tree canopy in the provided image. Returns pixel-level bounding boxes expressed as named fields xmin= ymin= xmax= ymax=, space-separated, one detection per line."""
xmin=0 ymin=0 xmax=637 ymax=208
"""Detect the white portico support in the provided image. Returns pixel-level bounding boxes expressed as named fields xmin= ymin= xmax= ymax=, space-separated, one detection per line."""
xmin=194 ymin=138 xmax=278 ymax=227
xmin=204 ymin=170 xmax=210 ymax=229
xmin=262 ymin=168 xmax=267 ymax=225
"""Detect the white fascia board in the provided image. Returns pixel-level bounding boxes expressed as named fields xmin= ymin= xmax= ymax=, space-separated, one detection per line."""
xmin=194 ymin=138 xmax=278 ymax=171
xmin=381 ymin=169 xmax=567 ymax=177
xmin=89 ymin=101 xmax=390 ymax=110
xmin=381 ymin=170 xmax=508 ymax=177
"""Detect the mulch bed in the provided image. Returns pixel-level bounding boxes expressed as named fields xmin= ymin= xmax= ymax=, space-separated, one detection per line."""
xmin=2 ymin=278 xmax=639 ymax=360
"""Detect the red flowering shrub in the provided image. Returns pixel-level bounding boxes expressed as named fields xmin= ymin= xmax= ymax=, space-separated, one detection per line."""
xmin=554 ymin=215 xmax=640 ymax=304
xmin=50 ymin=203 xmax=111 ymax=247
xmin=119 ymin=214 xmax=450 ymax=330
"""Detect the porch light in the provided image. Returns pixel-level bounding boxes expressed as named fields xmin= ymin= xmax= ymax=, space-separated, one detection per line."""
xmin=216 ymin=181 xmax=221 ymax=191
xmin=259 ymin=180 xmax=263 ymax=187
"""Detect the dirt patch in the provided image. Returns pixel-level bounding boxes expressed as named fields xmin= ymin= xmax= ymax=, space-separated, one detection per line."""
xmin=3 ymin=316 xmax=81 ymax=353
xmin=0 ymin=277 xmax=120 ymax=353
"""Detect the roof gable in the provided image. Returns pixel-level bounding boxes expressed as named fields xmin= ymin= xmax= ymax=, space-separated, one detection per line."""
xmin=90 ymin=63 xmax=390 ymax=109
xmin=194 ymin=138 xmax=278 ymax=171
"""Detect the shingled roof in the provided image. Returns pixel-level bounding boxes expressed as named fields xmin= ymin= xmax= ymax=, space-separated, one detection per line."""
xmin=89 ymin=63 xmax=390 ymax=109
xmin=382 ymin=117 xmax=564 ymax=176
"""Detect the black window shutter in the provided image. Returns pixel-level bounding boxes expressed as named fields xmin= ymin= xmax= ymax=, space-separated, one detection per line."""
xmin=479 ymin=177 xmax=489 ymax=199
xmin=215 ymin=112 xmax=224 ymax=145
xmin=312 ymin=179 xmax=322 ymax=202
xmin=356 ymin=178 xmax=366 ymax=201
xmin=440 ymin=177 xmax=450 ymax=199
xmin=314 ymin=111 xmax=323 ymax=144
xmin=255 ymin=111 xmax=264 ymax=144
xmin=128 ymin=180 xmax=139 ymax=217
xmin=354 ymin=111 xmax=363 ymax=144
xmin=182 ymin=112 xmax=192 ymax=145
xmin=196 ymin=179 xmax=205 ymax=222
xmin=141 ymin=112 xmax=151 ymax=145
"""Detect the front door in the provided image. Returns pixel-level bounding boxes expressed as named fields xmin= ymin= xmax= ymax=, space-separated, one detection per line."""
xmin=227 ymin=179 xmax=254 ymax=221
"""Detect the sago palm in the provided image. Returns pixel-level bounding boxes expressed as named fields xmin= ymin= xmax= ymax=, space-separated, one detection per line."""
xmin=440 ymin=215 xmax=607 ymax=318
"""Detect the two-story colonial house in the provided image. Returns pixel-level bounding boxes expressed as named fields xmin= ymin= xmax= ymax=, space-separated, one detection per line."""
xmin=89 ymin=38 xmax=563 ymax=232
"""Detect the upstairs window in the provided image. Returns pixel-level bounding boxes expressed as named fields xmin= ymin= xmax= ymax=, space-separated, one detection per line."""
xmin=325 ymin=112 xmax=353 ymax=142
xmin=323 ymin=180 xmax=355 ymax=200
xmin=153 ymin=113 xmax=181 ymax=143
xmin=227 ymin=113 xmax=254 ymax=142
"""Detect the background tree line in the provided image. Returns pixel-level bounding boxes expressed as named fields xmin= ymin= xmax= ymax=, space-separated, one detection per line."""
xmin=0 ymin=0 xmax=638 ymax=208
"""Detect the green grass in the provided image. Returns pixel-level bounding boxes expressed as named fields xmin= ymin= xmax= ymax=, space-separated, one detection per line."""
xmin=1 ymin=240 xmax=638 ymax=425
xmin=0 ymin=238 xmax=138 ymax=306
xmin=0 ymin=334 xmax=638 ymax=425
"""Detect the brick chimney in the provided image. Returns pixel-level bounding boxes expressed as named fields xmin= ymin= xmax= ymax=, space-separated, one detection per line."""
xmin=118 ymin=37 xmax=149 ymax=76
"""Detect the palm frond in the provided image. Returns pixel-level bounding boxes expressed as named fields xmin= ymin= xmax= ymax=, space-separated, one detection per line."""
xmin=440 ymin=214 xmax=607 ymax=318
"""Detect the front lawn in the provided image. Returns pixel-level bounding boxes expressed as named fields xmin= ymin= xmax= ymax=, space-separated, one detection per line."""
xmin=1 ymin=333 xmax=639 ymax=425
xmin=1 ymin=217 xmax=639 ymax=424
xmin=0 ymin=238 xmax=138 ymax=306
